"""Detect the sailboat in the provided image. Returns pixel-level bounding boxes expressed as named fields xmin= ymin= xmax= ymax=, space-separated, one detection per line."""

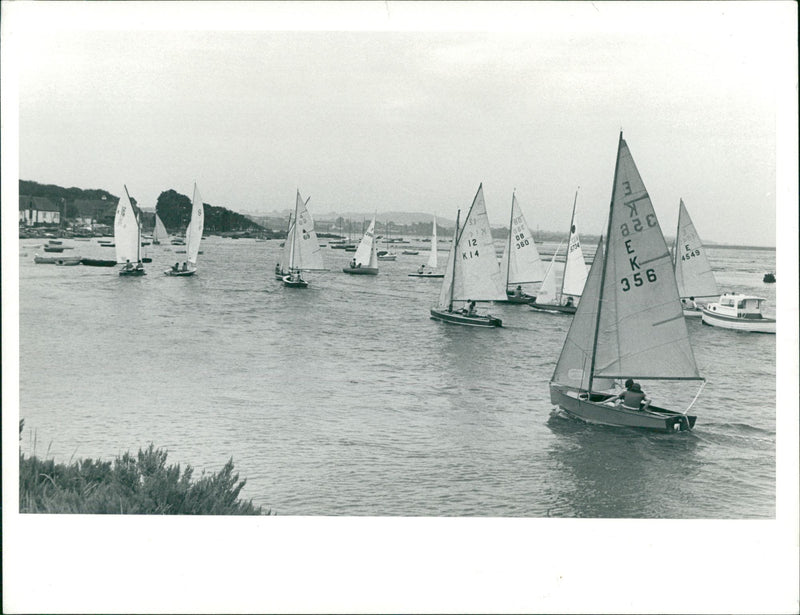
xmin=343 ymin=216 xmax=379 ymax=275
xmin=673 ymin=199 xmax=719 ymax=317
xmin=275 ymin=214 xmax=294 ymax=280
xmin=409 ymin=213 xmax=444 ymax=278
xmin=430 ymin=184 xmax=505 ymax=327
xmin=152 ymin=213 xmax=169 ymax=245
xmin=531 ymin=241 xmax=563 ymax=307
xmin=549 ymin=133 xmax=704 ymax=432
xmin=377 ymin=221 xmax=397 ymax=261
xmin=529 ymin=190 xmax=588 ymax=314
xmin=499 ymin=192 xmax=545 ymax=302
xmin=165 ymin=184 xmax=204 ymax=277
xmin=115 ymin=185 xmax=145 ymax=276
xmin=282 ymin=190 xmax=325 ymax=288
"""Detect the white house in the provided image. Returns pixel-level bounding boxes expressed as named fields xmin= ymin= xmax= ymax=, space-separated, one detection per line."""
xmin=19 ymin=196 xmax=61 ymax=226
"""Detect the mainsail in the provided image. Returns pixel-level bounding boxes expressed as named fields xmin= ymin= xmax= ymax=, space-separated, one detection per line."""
xmin=426 ymin=214 xmax=439 ymax=269
xmin=535 ymin=242 xmax=562 ymax=305
xmin=437 ymin=184 xmax=506 ymax=308
xmin=279 ymin=215 xmax=294 ymax=273
xmin=593 ymin=135 xmax=701 ymax=382
xmin=185 ymin=183 xmax=205 ymax=269
xmin=114 ymin=187 xmax=140 ymax=264
xmin=561 ymin=197 xmax=588 ymax=298
xmin=500 ymin=192 xmax=545 ymax=294
xmin=353 ymin=217 xmax=378 ymax=268
xmin=289 ymin=191 xmax=324 ymax=271
xmin=153 ymin=214 xmax=169 ymax=244
xmin=673 ymin=199 xmax=718 ymax=299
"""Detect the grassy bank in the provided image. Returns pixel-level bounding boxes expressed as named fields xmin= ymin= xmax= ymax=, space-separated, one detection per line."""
xmin=19 ymin=423 xmax=268 ymax=514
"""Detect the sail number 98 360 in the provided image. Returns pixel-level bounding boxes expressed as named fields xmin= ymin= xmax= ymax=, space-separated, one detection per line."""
xmin=621 ymin=269 xmax=657 ymax=292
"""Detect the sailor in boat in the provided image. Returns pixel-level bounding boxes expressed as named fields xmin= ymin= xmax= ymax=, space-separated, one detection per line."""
xmin=350 ymin=258 xmax=361 ymax=269
xmin=682 ymin=296 xmax=697 ymax=310
xmin=606 ymin=379 xmax=651 ymax=412
xmin=122 ymin=259 xmax=134 ymax=272
xmin=513 ymin=285 xmax=524 ymax=299
xmin=417 ymin=264 xmax=425 ymax=274
xmin=565 ymin=296 xmax=574 ymax=308
xmin=181 ymin=262 xmax=188 ymax=272
xmin=135 ymin=260 xmax=144 ymax=271
xmin=459 ymin=300 xmax=478 ymax=316
xmin=275 ymin=263 xmax=281 ymax=275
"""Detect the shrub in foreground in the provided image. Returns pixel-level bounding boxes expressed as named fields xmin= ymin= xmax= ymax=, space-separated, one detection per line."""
xmin=19 ymin=443 xmax=268 ymax=515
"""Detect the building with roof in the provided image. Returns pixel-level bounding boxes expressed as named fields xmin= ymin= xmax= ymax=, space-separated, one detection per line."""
xmin=19 ymin=196 xmax=62 ymax=226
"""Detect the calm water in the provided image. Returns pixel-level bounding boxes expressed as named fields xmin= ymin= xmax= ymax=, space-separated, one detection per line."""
xmin=17 ymin=236 xmax=776 ymax=517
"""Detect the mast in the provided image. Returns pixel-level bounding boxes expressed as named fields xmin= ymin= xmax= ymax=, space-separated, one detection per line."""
xmin=673 ymin=199 xmax=682 ymax=267
xmin=448 ymin=209 xmax=461 ymax=312
xmin=290 ymin=190 xmax=302 ymax=271
xmin=588 ymin=132 xmax=623 ymax=395
xmin=124 ymin=184 xmax=140 ymax=262
xmin=559 ymin=188 xmax=579 ymax=302
xmin=505 ymin=190 xmax=514 ymax=290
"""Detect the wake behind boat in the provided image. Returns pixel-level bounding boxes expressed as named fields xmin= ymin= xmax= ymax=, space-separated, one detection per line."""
xmin=549 ymin=133 xmax=703 ymax=432
xmin=430 ymin=184 xmax=505 ymax=327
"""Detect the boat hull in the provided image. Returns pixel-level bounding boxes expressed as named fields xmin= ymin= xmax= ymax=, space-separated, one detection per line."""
xmin=529 ymin=302 xmax=576 ymax=314
xmin=342 ymin=266 xmax=378 ymax=275
xmin=55 ymin=257 xmax=82 ymax=266
xmin=34 ymin=255 xmax=57 ymax=264
xmin=550 ymin=384 xmax=695 ymax=432
xmin=408 ymin=273 xmax=445 ymax=278
xmin=282 ymin=275 xmax=308 ymax=288
xmin=81 ymin=258 xmax=117 ymax=267
xmin=430 ymin=307 xmax=502 ymax=328
xmin=504 ymin=293 xmax=534 ymax=304
xmin=164 ymin=269 xmax=195 ymax=277
xmin=700 ymin=308 xmax=775 ymax=333
xmin=119 ymin=269 xmax=146 ymax=276
xmin=682 ymin=308 xmax=703 ymax=318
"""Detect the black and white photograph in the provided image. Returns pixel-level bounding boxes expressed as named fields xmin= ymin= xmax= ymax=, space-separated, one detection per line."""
xmin=2 ymin=1 xmax=797 ymax=613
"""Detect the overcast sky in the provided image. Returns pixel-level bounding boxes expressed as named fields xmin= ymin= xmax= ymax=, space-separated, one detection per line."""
xmin=5 ymin=2 xmax=796 ymax=246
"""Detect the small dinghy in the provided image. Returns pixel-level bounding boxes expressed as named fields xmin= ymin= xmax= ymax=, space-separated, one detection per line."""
xmin=81 ymin=258 xmax=117 ymax=267
xmin=408 ymin=215 xmax=445 ymax=278
xmin=701 ymin=293 xmax=775 ymax=333
xmin=499 ymin=191 xmax=545 ymax=304
xmin=43 ymin=245 xmax=65 ymax=253
xmin=33 ymin=254 xmax=58 ymax=264
xmin=115 ymin=185 xmax=146 ymax=277
xmin=343 ymin=217 xmax=379 ymax=275
xmin=165 ymin=183 xmax=204 ymax=278
xmin=549 ymin=133 xmax=704 ymax=432
xmin=55 ymin=256 xmax=82 ymax=266
xmin=280 ymin=190 xmax=325 ymax=288
xmin=430 ymin=184 xmax=504 ymax=327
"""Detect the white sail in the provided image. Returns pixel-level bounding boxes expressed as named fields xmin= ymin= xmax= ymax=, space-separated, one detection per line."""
xmin=114 ymin=188 xmax=140 ymax=264
xmin=185 ymin=183 xmax=205 ymax=269
xmin=535 ymin=243 xmax=562 ymax=305
xmin=437 ymin=212 xmax=460 ymax=309
xmin=426 ymin=214 xmax=439 ymax=269
xmin=593 ymin=135 xmax=701 ymax=381
xmin=289 ymin=191 xmax=324 ymax=271
xmin=501 ymin=193 xmax=545 ymax=293
xmin=674 ymin=198 xmax=718 ymax=299
xmin=561 ymin=206 xmax=588 ymax=298
xmin=279 ymin=216 xmax=294 ymax=273
xmin=438 ymin=184 xmax=506 ymax=306
xmin=353 ymin=217 xmax=378 ymax=268
xmin=552 ymin=238 xmax=614 ymax=391
xmin=153 ymin=214 xmax=169 ymax=244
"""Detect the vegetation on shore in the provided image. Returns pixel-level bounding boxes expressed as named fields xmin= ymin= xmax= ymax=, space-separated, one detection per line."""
xmin=19 ymin=421 xmax=268 ymax=515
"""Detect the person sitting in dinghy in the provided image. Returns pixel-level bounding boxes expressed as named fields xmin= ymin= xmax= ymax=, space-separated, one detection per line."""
xmin=682 ymin=296 xmax=697 ymax=310
xmin=417 ymin=264 xmax=425 ymax=274
xmin=608 ymin=379 xmax=651 ymax=411
xmin=459 ymin=300 xmax=477 ymax=316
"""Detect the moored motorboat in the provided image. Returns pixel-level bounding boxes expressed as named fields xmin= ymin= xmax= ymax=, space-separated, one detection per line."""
xmin=701 ymin=293 xmax=775 ymax=333
xmin=81 ymin=258 xmax=117 ymax=267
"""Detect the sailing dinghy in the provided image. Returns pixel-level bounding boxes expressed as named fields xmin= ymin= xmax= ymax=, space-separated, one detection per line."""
xmin=343 ymin=216 xmax=379 ymax=275
xmin=430 ymin=184 xmax=505 ymax=327
xmin=165 ymin=184 xmax=204 ymax=277
xmin=152 ymin=213 xmax=169 ymax=245
xmin=409 ymin=214 xmax=444 ymax=278
xmin=549 ymin=133 xmax=704 ymax=432
xmin=673 ymin=199 xmax=719 ymax=317
xmin=115 ymin=186 xmax=145 ymax=276
xmin=282 ymin=190 xmax=325 ymax=287
xmin=530 ymin=190 xmax=588 ymax=313
xmin=499 ymin=192 xmax=545 ymax=302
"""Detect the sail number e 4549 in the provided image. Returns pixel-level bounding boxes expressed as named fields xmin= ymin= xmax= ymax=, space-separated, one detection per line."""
xmin=681 ymin=248 xmax=701 ymax=260
xmin=621 ymin=269 xmax=657 ymax=292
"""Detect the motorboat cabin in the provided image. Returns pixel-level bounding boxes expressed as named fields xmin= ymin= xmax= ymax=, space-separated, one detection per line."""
xmin=701 ymin=292 xmax=775 ymax=333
